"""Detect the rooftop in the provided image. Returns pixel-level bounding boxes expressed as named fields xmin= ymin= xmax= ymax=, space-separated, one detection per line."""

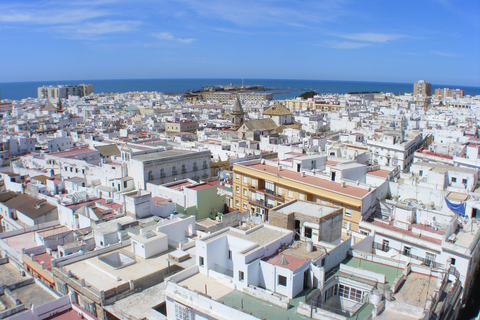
xmin=393 ymin=272 xmax=437 ymax=308
xmin=2 ymin=225 xmax=70 ymax=253
xmin=3 ymin=194 xmax=56 ymax=219
xmin=240 ymin=162 xmax=371 ymax=198
xmin=367 ymin=168 xmax=393 ymax=178
xmin=338 ymin=257 xmax=403 ymax=286
xmin=62 ymin=245 xmax=174 ymax=292
xmin=218 ymin=290 xmax=309 ymax=320
xmin=131 ymin=149 xmax=201 ymax=162
xmin=265 ymin=253 xmax=308 ymax=271
xmin=273 ymin=200 xmax=340 ymax=218
xmin=202 ymin=225 xmax=292 ymax=249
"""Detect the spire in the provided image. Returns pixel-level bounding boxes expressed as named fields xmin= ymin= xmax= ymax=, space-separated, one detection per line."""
xmin=232 ymin=96 xmax=243 ymax=114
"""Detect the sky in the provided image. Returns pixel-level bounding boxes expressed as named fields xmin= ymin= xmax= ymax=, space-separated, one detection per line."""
xmin=0 ymin=0 xmax=479 ymax=86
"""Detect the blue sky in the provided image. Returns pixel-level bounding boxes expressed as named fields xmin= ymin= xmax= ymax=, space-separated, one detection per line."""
xmin=0 ymin=0 xmax=479 ymax=85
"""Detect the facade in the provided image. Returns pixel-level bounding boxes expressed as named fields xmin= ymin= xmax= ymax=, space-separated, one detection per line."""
xmin=434 ymin=87 xmax=464 ymax=99
xmin=269 ymin=200 xmax=343 ymax=244
xmin=413 ymin=80 xmax=431 ymax=97
xmin=367 ymin=132 xmax=425 ymax=171
xmin=359 ymin=200 xmax=479 ymax=309
xmin=232 ymin=159 xmax=378 ymax=233
xmin=165 ymin=120 xmax=198 ymax=133
xmin=285 ymin=99 xmax=345 ymax=112
xmin=127 ymin=149 xmax=212 ymax=189
xmin=204 ymin=91 xmax=272 ymax=103
xmin=37 ymin=84 xmax=94 ymax=100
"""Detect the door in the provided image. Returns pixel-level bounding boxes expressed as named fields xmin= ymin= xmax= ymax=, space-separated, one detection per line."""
xmin=294 ymin=220 xmax=300 ymax=240
xmin=303 ymin=269 xmax=310 ymax=290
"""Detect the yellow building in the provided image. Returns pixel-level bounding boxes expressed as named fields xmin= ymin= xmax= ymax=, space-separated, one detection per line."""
xmin=285 ymin=99 xmax=346 ymax=112
xmin=232 ymin=160 xmax=377 ymax=233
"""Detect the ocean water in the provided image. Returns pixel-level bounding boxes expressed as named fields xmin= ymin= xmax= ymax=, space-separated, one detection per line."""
xmin=1 ymin=78 xmax=480 ymax=101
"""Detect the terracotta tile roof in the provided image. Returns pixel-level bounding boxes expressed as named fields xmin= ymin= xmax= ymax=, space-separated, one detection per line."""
xmin=263 ymin=103 xmax=292 ymax=116
xmin=265 ymin=253 xmax=308 ymax=271
xmin=244 ymin=163 xmax=371 ymax=198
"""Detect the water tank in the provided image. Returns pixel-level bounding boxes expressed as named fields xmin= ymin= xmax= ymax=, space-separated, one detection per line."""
xmin=369 ymin=289 xmax=383 ymax=305
xmin=306 ymin=241 xmax=313 ymax=252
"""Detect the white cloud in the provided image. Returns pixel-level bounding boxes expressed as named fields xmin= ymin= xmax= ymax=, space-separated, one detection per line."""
xmin=335 ymin=33 xmax=406 ymax=43
xmin=323 ymin=41 xmax=371 ymax=49
xmin=0 ymin=6 xmax=110 ymax=25
xmin=57 ymin=20 xmax=141 ymax=36
xmin=432 ymin=51 xmax=458 ymax=58
xmin=177 ymin=0 xmax=348 ymax=27
xmin=153 ymin=32 xmax=195 ymax=44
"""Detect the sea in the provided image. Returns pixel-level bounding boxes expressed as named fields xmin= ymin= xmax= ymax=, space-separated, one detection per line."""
xmin=1 ymin=78 xmax=480 ymax=101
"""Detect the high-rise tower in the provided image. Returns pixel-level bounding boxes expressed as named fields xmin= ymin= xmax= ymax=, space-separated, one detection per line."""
xmin=413 ymin=80 xmax=431 ymax=97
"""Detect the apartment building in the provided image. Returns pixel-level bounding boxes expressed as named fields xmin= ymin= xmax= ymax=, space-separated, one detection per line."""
xmin=126 ymin=148 xmax=211 ymax=189
xmin=232 ymin=159 xmax=378 ymax=233
xmin=367 ymin=131 xmax=425 ymax=171
xmin=413 ymin=80 xmax=431 ymax=97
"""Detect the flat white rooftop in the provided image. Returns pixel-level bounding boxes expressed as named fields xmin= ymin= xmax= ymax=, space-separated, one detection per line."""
xmin=273 ymin=200 xmax=339 ymax=217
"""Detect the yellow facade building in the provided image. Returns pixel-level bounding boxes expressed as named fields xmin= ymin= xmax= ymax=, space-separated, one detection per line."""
xmin=232 ymin=160 xmax=378 ymax=233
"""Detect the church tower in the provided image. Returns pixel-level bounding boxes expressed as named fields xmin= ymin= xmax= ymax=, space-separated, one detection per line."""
xmin=230 ymin=97 xmax=244 ymax=130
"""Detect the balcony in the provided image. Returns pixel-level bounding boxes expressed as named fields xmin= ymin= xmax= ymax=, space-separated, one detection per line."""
xmin=372 ymin=242 xmax=443 ymax=269
xmin=248 ymin=197 xmax=274 ymax=209
xmin=160 ymin=173 xmax=166 ymax=178
xmin=181 ymin=169 xmax=187 ymax=174
xmin=172 ymin=171 xmax=178 ymax=176
xmin=247 ymin=187 xmax=284 ymax=200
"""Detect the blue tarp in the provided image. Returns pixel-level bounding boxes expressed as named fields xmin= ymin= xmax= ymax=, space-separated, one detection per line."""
xmin=445 ymin=197 xmax=466 ymax=216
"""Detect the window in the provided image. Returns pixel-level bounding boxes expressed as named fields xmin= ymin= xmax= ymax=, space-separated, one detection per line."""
xmin=124 ymin=181 xmax=127 ymax=188
xmin=265 ymin=181 xmax=275 ymax=192
xmin=304 ymin=227 xmax=312 ymax=239
xmin=175 ymin=302 xmax=192 ymax=320
xmin=199 ymin=256 xmax=204 ymax=266
xmin=425 ymin=252 xmax=436 ymax=266
xmin=278 ymin=275 xmax=287 ymax=287
xmin=228 ymin=250 xmax=232 ymax=260
xmin=288 ymin=190 xmax=293 ymax=198
xmin=239 ymin=271 xmax=244 ymax=281
xmin=243 ymin=202 xmax=247 ymax=209
xmin=450 ymin=257 xmax=456 ymax=265
xmin=419 ymin=170 xmax=423 ymax=176
xmin=382 ymin=240 xmax=389 ymax=252
xmin=236 ymin=186 xmax=240 ymax=194
xmin=345 ymin=208 xmax=352 ymax=217
xmin=243 ymin=175 xmax=248 ymax=184
xmin=299 ymin=192 xmax=306 ymax=200
xmin=463 ymin=179 xmax=467 ymax=184
xmin=235 ymin=173 xmax=240 ymax=181
xmin=243 ymin=188 xmax=247 ymax=196
xmin=403 ymin=246 xmax=411 ymax=256
xmin=452 ymin=177 xmax=457 ymax=183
